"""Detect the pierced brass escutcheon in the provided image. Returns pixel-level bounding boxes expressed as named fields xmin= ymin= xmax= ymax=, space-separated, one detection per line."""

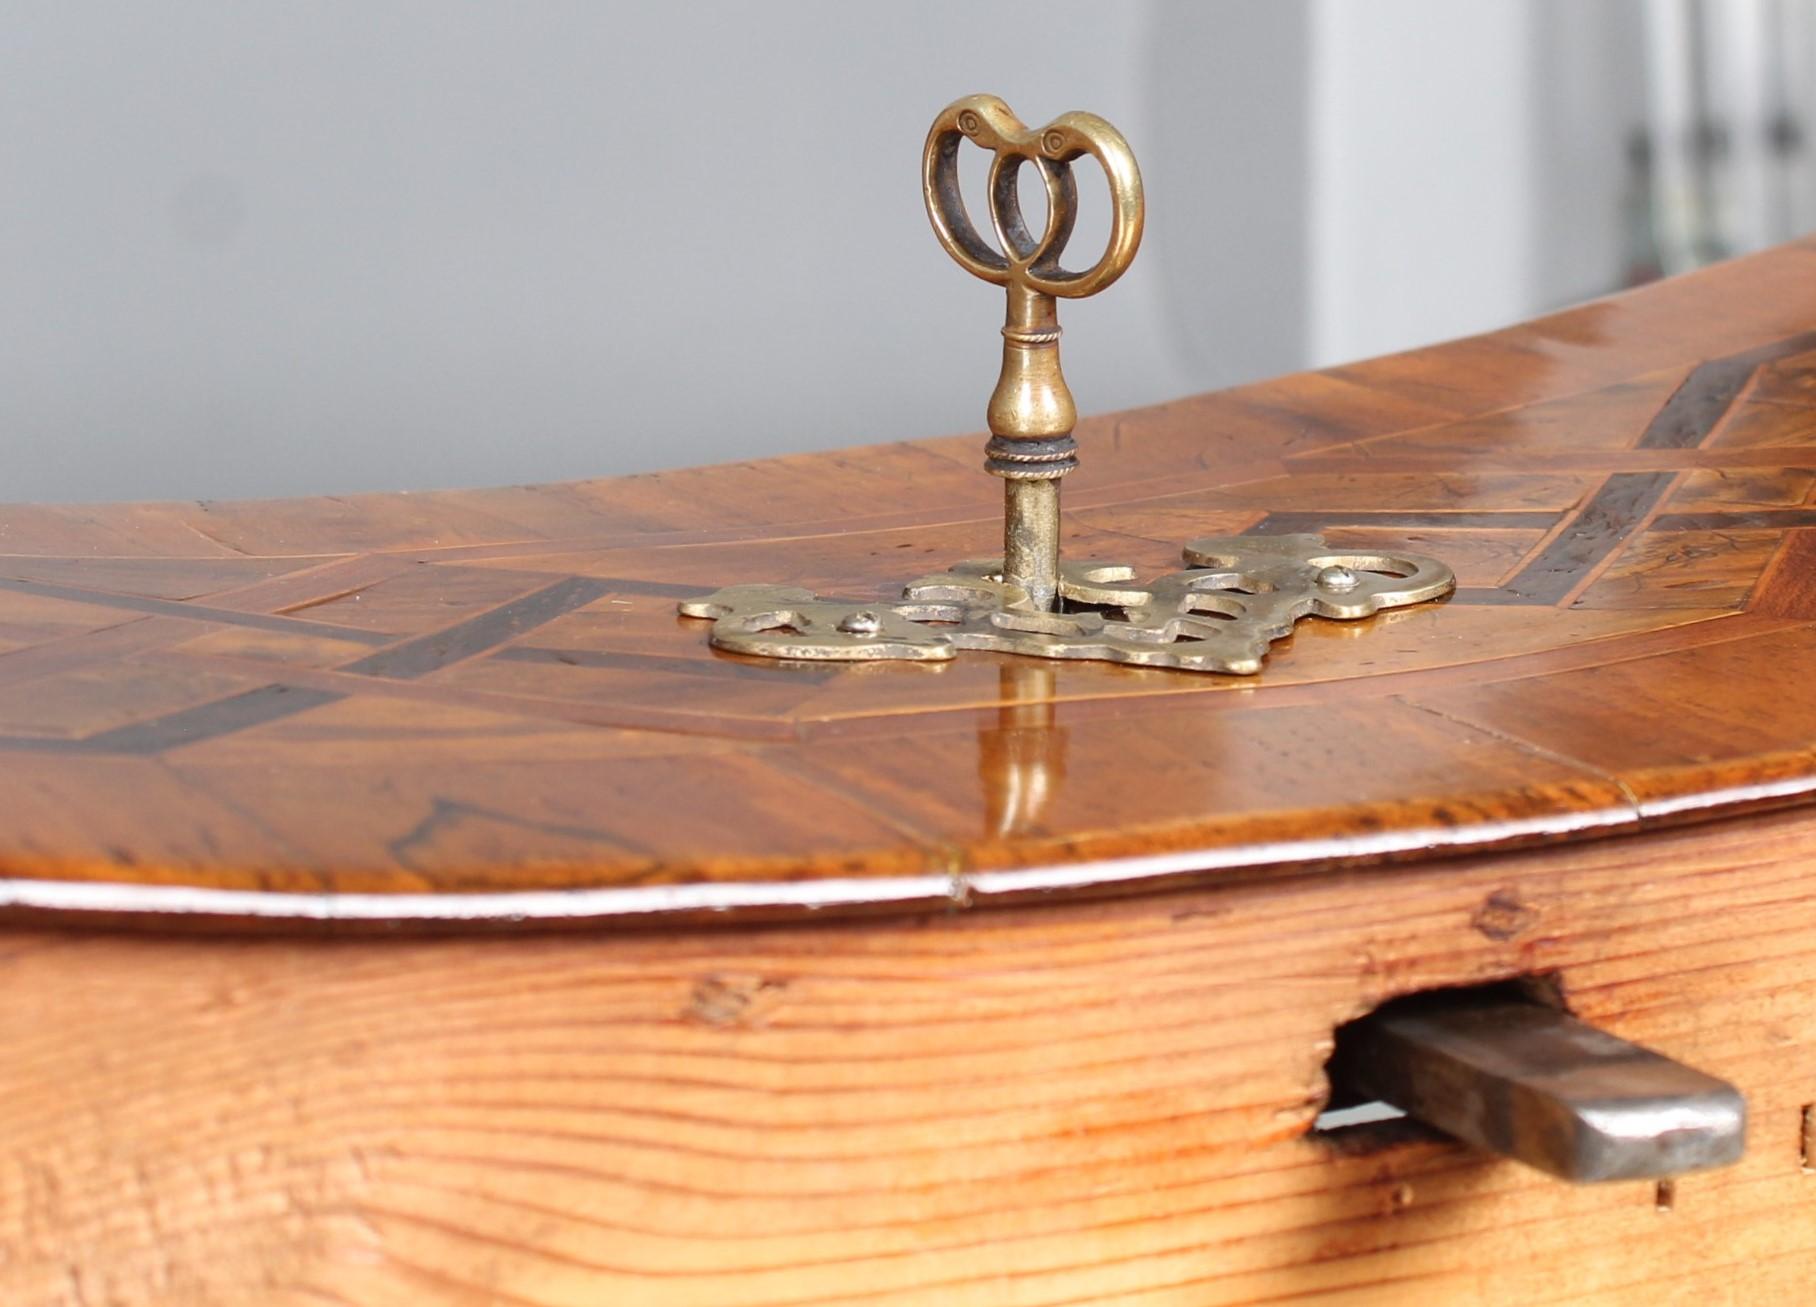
xmin=680 ymin=96 xmax=1455 ymax=674
xmin=683 ymin=536 xmax=1453 ymax=675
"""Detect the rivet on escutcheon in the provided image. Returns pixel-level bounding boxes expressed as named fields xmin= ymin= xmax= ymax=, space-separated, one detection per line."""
xmin=1317 ymin=565 xmax=1361 ymax=594
xmin=836 ymin=611 xmax=883 ymax=636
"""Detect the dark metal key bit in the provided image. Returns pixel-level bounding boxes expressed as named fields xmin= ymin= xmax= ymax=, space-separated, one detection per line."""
xmin=1332 ymin=997 xmax=1746 ymax=1183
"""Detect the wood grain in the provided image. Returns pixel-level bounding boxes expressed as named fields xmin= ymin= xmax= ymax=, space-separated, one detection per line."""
xmin=7 ymin=234 xmax=1816 ymax=1302
xmin=3 ymin=807 xmax=1815 ymax=1304
xmin=3 ymin=241 xmax=1816 ymax=922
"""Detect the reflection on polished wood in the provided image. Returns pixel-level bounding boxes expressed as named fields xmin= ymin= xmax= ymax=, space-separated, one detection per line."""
xmin=980 ymin=662 xmax=1064 ymax=837
xmin=5 ymin=241 xmax=1816 ymax=920
xmin=5 ymin=242 xmax=1816 ymax=1302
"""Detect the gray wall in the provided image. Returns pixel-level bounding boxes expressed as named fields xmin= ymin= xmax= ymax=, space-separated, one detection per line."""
xmin=0 ymin=1 xmax=1648 ymax=504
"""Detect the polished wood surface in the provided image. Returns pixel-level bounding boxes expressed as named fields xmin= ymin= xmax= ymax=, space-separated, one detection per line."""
xmin=3 ymin=239 xmax=1816 ymax=925
xmin=5 ymin=808 xmax=1815 ymax=1304
xmin=6 ymin=240 xmax=1816 ymax=922
xmin=10 ymin=244 xmax=1816 ymax=1305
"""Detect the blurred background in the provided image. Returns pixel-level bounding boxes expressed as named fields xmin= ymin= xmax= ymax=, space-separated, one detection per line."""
xmin=4 ymin=0 xmax=1815 ymax=503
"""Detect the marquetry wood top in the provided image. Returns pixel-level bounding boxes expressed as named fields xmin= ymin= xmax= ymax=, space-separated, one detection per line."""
xmin=6 ymin=238 xmax=1816 ymax=926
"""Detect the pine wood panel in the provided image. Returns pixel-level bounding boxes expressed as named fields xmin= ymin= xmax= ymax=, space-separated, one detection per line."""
xmin=4 ymin=240 xmax=1816 ymax=923
xmin=3 ymin=808 xmax=1814 ymax=1305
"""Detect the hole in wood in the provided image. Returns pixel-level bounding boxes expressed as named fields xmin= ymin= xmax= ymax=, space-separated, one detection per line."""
xmin=1655 ymin=1178 xmax=1676 ymax=1212
xmin=1311 ymin=974 xmax=1567 ymax=1153
xmin=1802 ymin=1104 xmax=1814 ymax=1174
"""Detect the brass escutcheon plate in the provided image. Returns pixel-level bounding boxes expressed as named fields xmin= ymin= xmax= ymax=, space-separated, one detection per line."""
xmin=680 ymin=534 xmax=1454 ymax=674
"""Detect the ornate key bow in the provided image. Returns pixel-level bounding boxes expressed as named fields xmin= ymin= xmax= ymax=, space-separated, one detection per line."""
xmin=923 ymin=95 xmax=1143 ymax=301
xmin=923 ymin=95 xmax=1144 ymax=610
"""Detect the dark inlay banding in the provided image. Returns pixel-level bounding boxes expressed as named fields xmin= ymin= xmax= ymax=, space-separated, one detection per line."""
xmin=1499 ymin=472 xmax=1678 ymax=604
xmin=0 ymin=576 xmax=620 ymax=755
xmin=1467 ymin=332 xmax=1816 ymax=603
xmin=530 ymin=576 xmax=715 ymax=599
xmin=342 ymin=576 xmax=614 ymax=681
xmin=1655 ymin=509 xmax=1816 ymax=531
xmin=0 ymin=685 xmax=344 ymax=755
xmin=1638 ymin=356 xmax=1767 ymax=449
xmin=495 ymin=646 xmax=842 ymax=684
xmin=1639 ymin=329 xmax=1816 ymax=450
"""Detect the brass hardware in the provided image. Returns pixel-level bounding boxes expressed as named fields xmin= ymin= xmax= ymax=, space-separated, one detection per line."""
xmin=923 ymin=94 xmax=1144 ymax=611
xmin=679 ymin=95 xmax=1455 ymax=673
xmin=681 ymin=535 xmax=1452 ymax=674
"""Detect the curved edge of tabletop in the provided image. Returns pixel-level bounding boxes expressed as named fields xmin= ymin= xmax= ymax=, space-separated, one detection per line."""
xmin=5 ymin=238 xmax=1816 ymax=929
xmin=0 ymin=732 xmax=1812 ymax=934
